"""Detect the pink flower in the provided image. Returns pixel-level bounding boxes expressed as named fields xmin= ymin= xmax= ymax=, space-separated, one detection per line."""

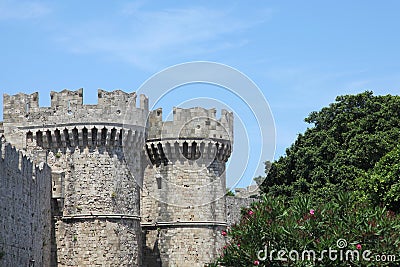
xmin=237 ymin=243 xmax=240 ymax=247
xmin=253 ymin=260 xmax=260 ymax=265
xmin=356 ymin=244 xmax=362 ymax=250
xmin=223 ymin=245 xmax=227 ymax=249
xmin=248 ymin=210 xmax=254 ymax=215
xmin=221 ymin=230 xmax=227 ymax=236
xmin=309 ymin=209 xmax=315 ymax=215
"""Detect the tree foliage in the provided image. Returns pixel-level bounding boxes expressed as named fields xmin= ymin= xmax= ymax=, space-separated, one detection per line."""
xmin=358 ymin=145 xmax=400 ymax=212
xmin=261 ymin=91 xmax=400 ymax=201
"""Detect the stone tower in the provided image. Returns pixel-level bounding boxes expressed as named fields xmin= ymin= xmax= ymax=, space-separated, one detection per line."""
xmin=2 ymin=89 xmax=148 ymax=266
xmin=142 ymin=107 xmax=233 ymax=266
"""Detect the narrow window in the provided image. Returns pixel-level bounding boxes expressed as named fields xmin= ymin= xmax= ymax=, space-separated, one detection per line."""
xmin=67 ymin=100 xmax=72 ymax=114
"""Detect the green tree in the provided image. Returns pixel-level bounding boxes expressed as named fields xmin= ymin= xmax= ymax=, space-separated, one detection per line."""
xmin=254 ymin=161 xmax=272 ymax=186
xmin=261 ymin=91 xmax=400 ymax=201
xmin=358 ymin=145 xmax=400 ymax=212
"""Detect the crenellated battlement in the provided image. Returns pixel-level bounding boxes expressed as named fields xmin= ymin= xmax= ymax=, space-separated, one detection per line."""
xmin=3 ymin=88 xmax=149 ymax=151
xmin=147 ymin=107 xmax=233 ymax=142
xmin=3 ymin=88 xmax=148 ymax=124
xmin=0 ymin=137 xmax=49 ymax=177
xmin=3 ymin=92 xmax=40 ymax=121
xmin=4 ymin=89 xmax=148 ymax=110
xmin=50 ymin=88 xmax=83 ymax=109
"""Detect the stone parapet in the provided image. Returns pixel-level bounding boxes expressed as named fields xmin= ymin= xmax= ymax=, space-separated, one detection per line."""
xmin=3 ymin=89 xmax=148 ymax=150
xmin=147 ymin=107 xmax=233 ymax=142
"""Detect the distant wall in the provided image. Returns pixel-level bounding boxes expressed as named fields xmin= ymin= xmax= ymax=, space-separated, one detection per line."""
xmin=0 ymin=138 xmax=52 ymax=266
xmin=226 ymin=196 xmax=258 ymax=226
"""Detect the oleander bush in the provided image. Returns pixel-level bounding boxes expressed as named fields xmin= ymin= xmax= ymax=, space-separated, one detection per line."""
xmin=211 ymin=193 xmax=400 ymax=266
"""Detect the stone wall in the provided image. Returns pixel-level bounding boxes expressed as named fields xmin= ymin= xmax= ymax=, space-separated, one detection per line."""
xmin=0 ymin=138 xmax=52 ymax=266
xmin=226 ymin=196 xmax=258 ymax=226
xmin=142 ymin=161 xmax=227 ymax=266
xmin=143 ymin=226 xmax=225 ymax=267
xmin=51 ymin=148 xmax=143 ymax=266
xmin=54 ymin=219 xmax=141 ymax=266
xmin=142 ymin=163 xmax=226 ymax=223
xmin=226 ymin=185 xmax=260 ymax=226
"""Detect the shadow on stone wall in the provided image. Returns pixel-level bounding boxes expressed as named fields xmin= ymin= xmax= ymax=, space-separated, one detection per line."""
xmin=142 ymin=231 xmax=162 ymax=267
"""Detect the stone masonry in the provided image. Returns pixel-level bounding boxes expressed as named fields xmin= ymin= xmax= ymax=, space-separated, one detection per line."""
xmin=0 ymin=88 xmax=255 ymax=266
xmin=0 ymin=138 xmax=52 ymax=266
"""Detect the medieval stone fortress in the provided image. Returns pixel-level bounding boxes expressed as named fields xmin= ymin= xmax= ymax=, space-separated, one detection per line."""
xmin=0 ymin=88 xmax=257 ymax=266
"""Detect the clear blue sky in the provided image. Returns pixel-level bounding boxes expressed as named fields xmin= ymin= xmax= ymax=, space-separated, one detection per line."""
xmin=1 ymin=1 xmax=400 ymax=188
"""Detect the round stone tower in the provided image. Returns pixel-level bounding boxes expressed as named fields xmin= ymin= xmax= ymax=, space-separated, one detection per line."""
xmin=2 ymin=89 xmax=148 ymax=266
xmin=142 ymin=107 xmax=233 ymax=267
